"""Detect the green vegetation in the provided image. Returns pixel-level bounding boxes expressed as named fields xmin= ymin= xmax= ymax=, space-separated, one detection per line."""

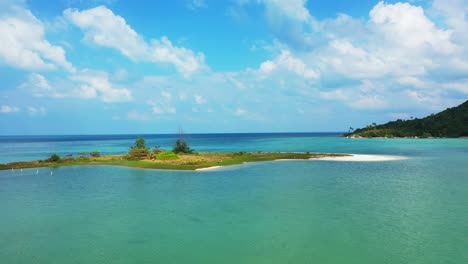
xmin=0 ymin=136 xmax=349 ymax=171
xmin=78 ymin=152 xmax=101 ymax=158
xmin=48 ymin=154 xmax=61 ymax=162
xmin=156 ymin=151 xmax=179 ymax=160
xmin=0 ymin=152 xmax=348 ymax=171
xmin=126 ymin=137 xmax=150 ymax=160
xmin=131 ymin=137 xmax=148 ymax=150
xmin=347 ymin=100 xmax=468 ymax=138
xmin=173 ymin=139 xmax=194 ymax=154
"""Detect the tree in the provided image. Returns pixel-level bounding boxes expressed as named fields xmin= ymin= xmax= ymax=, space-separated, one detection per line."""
xmin=131 ymin=137 xmax=147 ymax=150
xmin=48 ymin=154 xmax=61 ymax=162
xmin=127 ymin=137 xmax=150 ymax=159
xmin=346 ymin=100 xmax=468 ymax=138
xmin=172 ymin=139 xmax=194 ymax=154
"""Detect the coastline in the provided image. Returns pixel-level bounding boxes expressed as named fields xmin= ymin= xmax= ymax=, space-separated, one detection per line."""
xmin=0 ymin=152 xmax=348 ymax=172
xmin=0 ymin=152 xmax=410 ymax=172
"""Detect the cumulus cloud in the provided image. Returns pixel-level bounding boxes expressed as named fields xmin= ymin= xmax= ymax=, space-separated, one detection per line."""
xmin=20 ymin=73 xmax=67 ymax=98
xmin=64 ymin=6 xmax=206 ymax=78
xmin=186 ymin=0 xmax=207 ymax=10
xmin=21 ymin=71 xmax=132 ymax=102
xmin=194 ymin=95 xmax=206 ymax=104
xmin=27 ymin=106 xmax=47 ymax=116
xmin=238 ymin=0 xmax=314 ymax=49
xmin=147 ymin=98 xmax=176 ymax=115
xmin=259 ymin=50 xmax=319 ymax=79
xmin=126 ymin=110 xmax=150 ymax=121
xmin=238 ymin=0 xmax=468 ymax=113
xmin=0 ymin=105 xmax=20 ymax=113
xmin=71 ymin=70 xmax=132 ymax=102
xmin=0 ymin=4 xmax=74 ymax=72
xmin=234 ymin=107 xmax=247 ymax=116
xmin=258 ymin=0 xmax=311 ymax=22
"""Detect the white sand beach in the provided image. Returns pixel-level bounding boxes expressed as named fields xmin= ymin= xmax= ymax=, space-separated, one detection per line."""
xmin=195 ymin=166 xmax=223 ymax=171
xmin=312 ymin=154 xmax=407 ymax=162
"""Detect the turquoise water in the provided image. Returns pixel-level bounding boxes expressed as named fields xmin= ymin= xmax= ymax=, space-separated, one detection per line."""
xmin=1 ymin=135 xmax=467 ymax=263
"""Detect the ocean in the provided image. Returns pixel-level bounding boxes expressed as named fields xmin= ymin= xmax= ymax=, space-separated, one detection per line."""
xmin=1 ymin=133 xmax=467 ymax=263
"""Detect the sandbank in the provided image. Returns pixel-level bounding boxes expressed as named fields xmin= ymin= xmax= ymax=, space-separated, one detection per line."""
xmin=195 ymin=166 xmax=223 ymax=171
xmin=312 ymin=154 xmax=407 ymax=162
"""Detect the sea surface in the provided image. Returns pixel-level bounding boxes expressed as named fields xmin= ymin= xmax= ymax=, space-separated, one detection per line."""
xmin=1 ymin=133 xmax=467 ymax=264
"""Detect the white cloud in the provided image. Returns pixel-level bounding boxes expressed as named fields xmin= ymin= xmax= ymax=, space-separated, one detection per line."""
xmin=238 ymin=0 xmax=313 ymax=49
xmin=127 ymin=110 xmax=150 ymax=121
xmin=113 ymin=68 xmax=128 ymax=81
xmin=126 ymin=0 xmax=468 ymax=126
xmin=71 ymin=70 xmax=132 ymax=102
xmin=240 ymin=0 xmax=311 ymax=22
xmin=64 ymin=6 xmax=205 ymax=77
xmin=186 ymin=0 xmax=206 ymax=10
xmin=20 ymin=73 xmax=67 ymax=98
xmin=0 ymin=4 xmax=74 ymax=72
xmin=161 ymin=91 xmax=172 ymax=100
xmin=27 ymin=106 xmax=46 ymax=115
xmin=194 ymin=95 xmax=206 ymax=104
xmin=248 ymin=0 xmax=467 ymax=113
xmin=370 ymin=1 xmax=457 ymax=54
xmin=29 ymin=73 xmax=52 ymax=90
xmin=350 ymin=95 xmax=389 ymax=109
xmin=234 ymin=107 xmax=247 ymax=116
xmin=259 ymin=50 xmax=319 ymax=79
xmin=398 ymin=76 xmax=426 ymax=88
xmin=0 ymin=105 xmax=20 ymax=113
xmin=21 ymin=70 xmax=132 ymax=102
xmin=261 ymin=0 xmax=311 ymax=22
xmin=147 ymin=99 xmax=176 ymax=115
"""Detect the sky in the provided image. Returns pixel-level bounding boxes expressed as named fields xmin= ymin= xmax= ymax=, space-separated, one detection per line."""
xmin=0 ymin=0 xmax=467 ymax=135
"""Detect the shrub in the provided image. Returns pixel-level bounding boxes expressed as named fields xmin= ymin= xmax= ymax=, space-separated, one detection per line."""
xmin=90 ymin=151 xmax=100 ymax=157
xmin=78 ymin=152 xmax=90 ymax=158
xmin=126 ymin=137 xmax=150 ymax=160
xmin=420 ymin=132 xmax=432 ymax=138
xmin=172 ymin=139 xmax=194 ymax=154
xmin=156 ymin=151 xmax=179 ymax=160
xmin=126 ymin=148 xmax=149 ymax=160
xmin=48 ymin=154 xmax=61 ymax=162
xmin=152 ymin=146 xmax=162 ymax=154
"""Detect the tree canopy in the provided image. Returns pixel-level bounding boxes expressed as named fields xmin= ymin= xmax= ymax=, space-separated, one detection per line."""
xmin=127 ymin=137 xmax=150 ymax=159
xmin=173 ymin=139 xmax=194 ymax=154
xmin=130 ymin=137 xmax=148 ymax=150
xmin=347 ymin=100 xmax=468 ymax=138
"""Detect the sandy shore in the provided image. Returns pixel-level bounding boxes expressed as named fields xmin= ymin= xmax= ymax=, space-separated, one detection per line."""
xmin=312 ymin=154 xmax=407 ymax=162
xmin=195 ymin=166 xmax=223 ymax=171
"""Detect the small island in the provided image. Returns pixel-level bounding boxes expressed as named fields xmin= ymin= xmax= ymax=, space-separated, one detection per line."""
xmin=0 ymin=137 xmax=347 ymax=171
xmin=346 ymin=100 xmax=468 ymax=138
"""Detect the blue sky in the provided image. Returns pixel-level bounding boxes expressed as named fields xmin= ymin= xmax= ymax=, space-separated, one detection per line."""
xmin=0 ymin=0 xmax=467 ymax=135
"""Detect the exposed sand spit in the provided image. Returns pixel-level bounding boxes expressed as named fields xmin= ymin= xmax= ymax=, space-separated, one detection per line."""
xmin=312 ymin=154 xmax=407 ymax=162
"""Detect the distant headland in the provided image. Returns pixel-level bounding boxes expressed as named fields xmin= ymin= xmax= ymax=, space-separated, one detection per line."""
xmin=346 ymin=100 xmax=468 ymax=138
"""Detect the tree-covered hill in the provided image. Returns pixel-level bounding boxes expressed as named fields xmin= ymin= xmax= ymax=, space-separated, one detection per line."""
xmin=347 ymin=100 xmax=468 ymax=138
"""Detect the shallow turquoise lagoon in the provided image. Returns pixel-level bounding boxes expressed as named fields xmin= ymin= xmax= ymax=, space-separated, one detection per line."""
xmin=1 ymin=136 xmax=467 ymax=263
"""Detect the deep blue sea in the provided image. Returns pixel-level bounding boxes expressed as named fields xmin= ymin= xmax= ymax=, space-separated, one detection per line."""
xmin=1 ymin=133 xmax=467 ymax=263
